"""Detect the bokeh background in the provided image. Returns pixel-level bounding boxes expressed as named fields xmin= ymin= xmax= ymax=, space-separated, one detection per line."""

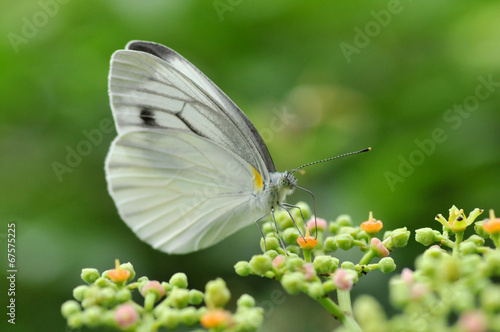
xmin=1 ymin=0 xmax=500 ymax=331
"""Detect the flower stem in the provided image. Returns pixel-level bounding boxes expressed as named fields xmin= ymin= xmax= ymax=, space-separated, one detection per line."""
xmin=453 ymin=231 xmax=464 ymax=257
xmin=303 ymin=249 xmax=312 ymax=263
xmin=337 ymin=289 xmax=362 ymax=332
xmin=359 ymin=249 xmax=376 ymax=266
xmin=144 ymin=293 xmax=156 ymax=311
xmin=316 ymin=296 xmax=345 ymax=321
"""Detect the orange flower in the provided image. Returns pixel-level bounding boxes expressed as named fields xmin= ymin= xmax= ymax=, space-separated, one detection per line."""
xmin=107 ymin=259 xmax=130 ymax=283
xmin=360 ymin=211 xmax=383 ymax=234
xmin=297 ymin=227 xmax=318 ymax=250
xmin=482 ymin=210 xmax=500 ymax=235
xmin=200 ymin=309 xmax=232 ymax=329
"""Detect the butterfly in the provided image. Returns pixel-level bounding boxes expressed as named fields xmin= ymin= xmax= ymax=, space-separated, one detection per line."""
xmin=105 ymin=41 xmax=368 ymax=254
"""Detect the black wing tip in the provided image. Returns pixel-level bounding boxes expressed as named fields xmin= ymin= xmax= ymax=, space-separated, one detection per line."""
xmin=125 ymin=40 xmax=178 ymax=62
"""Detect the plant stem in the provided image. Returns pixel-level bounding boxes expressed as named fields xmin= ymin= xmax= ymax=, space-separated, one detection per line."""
xmin=359 ymin=249 xmax=376 ymax=266
xmin=316 ymin=296 xmax=345 ymax=320
xmin=453 ymin=231 xmax=464 ymax=257
xmin=303 ymin=249 xmax=312 ymax=262
xmin=337 ymin=289 xmax=362 ymax=332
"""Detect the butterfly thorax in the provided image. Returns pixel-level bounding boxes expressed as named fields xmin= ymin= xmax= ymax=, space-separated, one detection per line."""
xmin=258 ymin=171 xmax=296 ymax=210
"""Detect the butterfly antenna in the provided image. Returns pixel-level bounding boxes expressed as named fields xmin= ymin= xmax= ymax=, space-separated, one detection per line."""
xmin=290 ymin=147 xmax=371 ymax=173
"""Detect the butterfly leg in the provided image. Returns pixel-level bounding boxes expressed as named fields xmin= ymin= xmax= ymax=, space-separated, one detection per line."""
xmin=290 ymin=185 xmax=318 ymax=238
xmin=279 ymin=204 xmax=306 ymax=241
xmin=254 ymin=214 xmax=269 ymax=251
xmin=271 ymin=208 xmax=288 ymax=254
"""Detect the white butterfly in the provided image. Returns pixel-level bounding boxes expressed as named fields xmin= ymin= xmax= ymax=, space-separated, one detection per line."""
xmin=105 ymin=41 xmax=367 ymax=254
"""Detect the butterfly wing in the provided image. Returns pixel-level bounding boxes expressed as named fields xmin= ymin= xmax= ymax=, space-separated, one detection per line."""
xmin=106 ymin=130 xmax=266 ymax=254
xmin=109 ymin=41 xmax=275 ymax=181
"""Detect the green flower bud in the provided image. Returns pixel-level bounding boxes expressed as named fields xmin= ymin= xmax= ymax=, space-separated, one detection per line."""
xmin=452 ymin=289 xmax=475 ymax=312
xmin=262 ymin=222 xmax=274 ymax=235
xmin=466 ymin=234 xmax=485 ymax=247
xmin=481 ymin=285 xmax=500 ymax=311
xmin=382 ymin=230 xmax=392 ymax=241
xmin=97 ymin=287 xmax=116 ymax=307
xmin=162 ymin=281 xmax=173 ymax=294
xmin=282 ymin=227 xmax=300 ymax=244
xmin=306 ymin=282 xmax=324 ymax=299
xmin=415 ymin=255 xmax=438 ymax=277
xmin=95 ymin=277 xmax=112 ymax=288
xmin=485 ymin=250 xmax=500 ymax=275
xmin=82 ymin=306 xmax=103 ymax=327
xmin=459 ymin=241 xmax=477 ymax=255
xmin=336 ymin=214 xmax=352 ymax=227
xmin=353 ymin=295 xmax=387 ymax=328
xmin=389 ymin=278 xmax=410 ymax=308
xmin=322 ymin=279 xmax=336 ymax=293
xmin=233 ymin=307 xmax=264 ymax=331
xmin=237 ymin=294 xmax=255 ymax=308
xmin=341 ymin=261 xmax=355 ymax=270
xmin=379 ymin=257 xmax=396 ymax=273
xmin=180 ymin=307 xmax=199 ymax=326
xmin=285 ymin=256 xmax=304 ymax=271
xmin=356 ymin=230 xmax=370 ymax=243
xmin=116 ymin=288 xmax=131 ymax=303
xmin=324 ymin=236 xmax=338 ymax=252
xmin=166 ymin=288 xmax=190 ymax=309
xmin=474 ymin=220 xmax=489 ymax=238
xmin=389 ymin=227 xmax=410 ymax=247
xmin=188 ymin=289 xmax=204 ymax=305
xmin=67 ymin=311 xmax=83 ymax=329
xmin=205 ymin=278 xmax=231 ymax=308
xmin=73 ymin=285 xmax=88 ymax=302
xmin=249 ymin=255 xmax=273 ymax=275
xmin=285 ymin=245 xmax=301 ymax=255
xmin=460 ymin=254 xmax=483 ymax=277
xmin=423 ymin=246 xmax=446 ymax=259
xmin=336 ymin=234 xmax=354 ymax=250
xmin=81 ymin=268 xmax=100 ymax=284
xmin=276 ymin=210 xmax=293 ymax=229
xmin=338 ymin=226 xmax=357 ymax=238
xmin=264 ymin=249 xmax=279 ymax=259
xmin=295 ymin=201 xmax=312 ymax=220
xmin=328 ymin=221 xmax=339 ymax=234
xmin=313 ymin=255 xmax=339 ymax=274
xmin=260 ymin=236 xmax=280 ymax=252
xmin=234 ymin=261 xmax=252 ymax=276
xmin=415 ymin=228 xmax=437 ymax=246
xmin=169 ymin=273 xmax=188 ymax=289
xmin=61 ymin=300 xmax=81 ymax=319
xmin=281 ymin=272 xmax=305 ymax=295
xmin=158 ymin=308 xmax=180 ymax=329
xmin=119 ymin=262 xmax=136 ymax=282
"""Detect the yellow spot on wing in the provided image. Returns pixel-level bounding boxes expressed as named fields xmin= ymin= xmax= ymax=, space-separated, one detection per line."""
xmin=251 ymin=166 xmax=263 ymax=192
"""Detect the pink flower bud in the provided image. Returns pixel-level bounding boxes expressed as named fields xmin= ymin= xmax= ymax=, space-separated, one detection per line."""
xmin=333 ymin=268 xmax=354 ymax=291
xmin=401 ymin=268 xmax=413 ymax=284
xmin=459 ymin=311 xmax=488 ymax=332
xmin=115 ymin=303 xmax=138 ymax=328
xmin=307 ymin=217 xmax=327 ymax=231
xmin=303 ymin=263 xmax=316 ymax=281
xmin=272 ymin=255 xmax=286 ymax=268
xmin=141 ymin=280 xmax=165 ymax=299
xmin=370 ymin=238 xmax=389 ymax=257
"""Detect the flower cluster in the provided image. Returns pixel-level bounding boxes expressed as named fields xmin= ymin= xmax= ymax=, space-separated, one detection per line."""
xmin=61 ymin=260 xmax=263 ymax=332
xmin=354 ymin=207 xmax=500 ymax=332
xmin=234 ymin=202 xmax=410 ymax=328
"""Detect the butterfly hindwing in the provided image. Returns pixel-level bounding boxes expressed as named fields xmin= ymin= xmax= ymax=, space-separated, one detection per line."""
xmin=106 ymin=130 xmax=265 ymax=253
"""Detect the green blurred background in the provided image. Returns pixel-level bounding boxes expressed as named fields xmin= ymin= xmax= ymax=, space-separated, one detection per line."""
xmin=1 ymin=0 xmax=499 ymax=331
